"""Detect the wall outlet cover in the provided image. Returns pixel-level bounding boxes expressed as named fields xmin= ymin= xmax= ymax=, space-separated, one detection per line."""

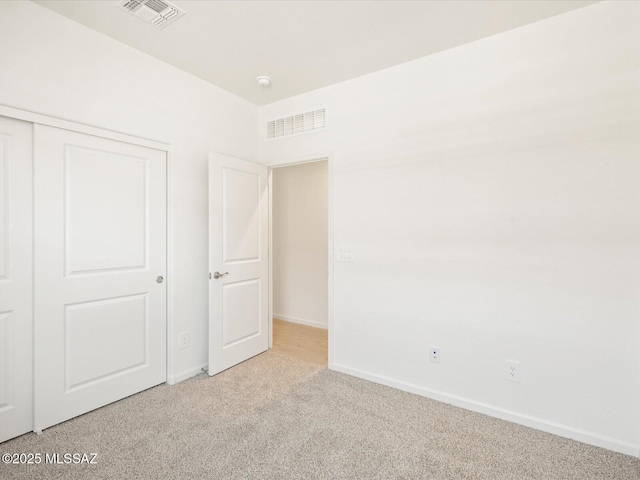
xmin=430 ymin=347 xmax=440 ymax=364
xmin=179 ymin=331 xmax=189 ymax=349
xmin=505 ymin=360 xmax=520 ymax=382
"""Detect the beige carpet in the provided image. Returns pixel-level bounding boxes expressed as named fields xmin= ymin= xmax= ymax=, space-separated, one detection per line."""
xmin=1 ymin=351 xmax=638 ymax=479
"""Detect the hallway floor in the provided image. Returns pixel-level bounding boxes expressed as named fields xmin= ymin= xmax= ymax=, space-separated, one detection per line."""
xmin=272 ymin=318 xmax=328 ymax=366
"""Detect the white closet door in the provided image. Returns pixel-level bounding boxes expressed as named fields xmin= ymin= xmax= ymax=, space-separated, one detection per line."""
xmin=0 ymin=116 xmax=33 ymax=443
xmin=208 ymin=153 xmax=269 ymax=376
xmin=34 ymin=125 xmax=167 ymax=432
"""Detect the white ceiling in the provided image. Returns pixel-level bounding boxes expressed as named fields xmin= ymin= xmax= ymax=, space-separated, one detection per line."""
xmin=34 ymin=0 xmax=597 ymax=106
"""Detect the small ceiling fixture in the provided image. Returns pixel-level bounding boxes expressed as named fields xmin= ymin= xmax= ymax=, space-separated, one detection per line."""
xmin=256 ymin=76 xmax=271 ymax=87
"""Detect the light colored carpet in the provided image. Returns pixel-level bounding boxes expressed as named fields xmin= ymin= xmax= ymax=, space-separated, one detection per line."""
xmin=1 ymin=351 xmax=638 ymax=479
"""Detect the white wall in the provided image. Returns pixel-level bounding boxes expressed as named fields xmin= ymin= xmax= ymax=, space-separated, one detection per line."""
xmin=0 ymin=1 xmax=259 ymax=382
xmin=260 ymin=1 xmax=640 ymax=456
xmin=272 ymin=161 xmax=328 ymax=329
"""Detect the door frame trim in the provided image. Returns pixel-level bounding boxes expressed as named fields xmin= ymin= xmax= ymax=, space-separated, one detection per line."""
xmin=267 ymin=152 xmax=334 ymax=368
xmin=0 ymin=104 xmax=170 ymax=151
xmin=0 ymin=103 xmax=176 ymax=390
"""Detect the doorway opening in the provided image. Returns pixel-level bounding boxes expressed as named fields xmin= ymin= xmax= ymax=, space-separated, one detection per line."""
xmin=270 ymin=159 xmax=329 ymax=367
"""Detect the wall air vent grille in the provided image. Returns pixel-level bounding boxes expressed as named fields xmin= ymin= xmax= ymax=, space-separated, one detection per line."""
xmin=266 ymin=109 xmax=326 ymax=140
xmin=117 ymin=0 xmax=185 ymax=29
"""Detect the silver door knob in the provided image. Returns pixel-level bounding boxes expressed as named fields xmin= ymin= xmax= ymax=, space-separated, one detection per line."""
xmin=156 ymin=276 xmax=164 ymax=283
xmin=213 ymin=271 xmax=229 ymax=279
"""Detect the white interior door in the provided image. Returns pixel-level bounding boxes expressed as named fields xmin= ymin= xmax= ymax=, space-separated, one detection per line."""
xmin=34 ymin=125 xmax=167 ymax=432
xmin=208 ymin=153 xmax=268 ymax=376
xmin=0 ymin=116 xmax=33 ymax=443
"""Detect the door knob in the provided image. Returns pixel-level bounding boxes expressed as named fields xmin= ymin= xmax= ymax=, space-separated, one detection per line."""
xmin=213 ymin=271 xmax=229 ymax=279
xmin=156 ymin=276 xmax=164 ymax=283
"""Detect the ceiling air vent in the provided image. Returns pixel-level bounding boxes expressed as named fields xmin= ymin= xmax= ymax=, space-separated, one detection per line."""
xmin=266 ymin=109 xmax=326 ymax=140
xmin=117 ymin=0 xmax=185 ymax=29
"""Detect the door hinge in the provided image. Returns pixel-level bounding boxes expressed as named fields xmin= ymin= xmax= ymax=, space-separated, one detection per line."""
xmin=209 ymin=272 xmax=211 ymax=280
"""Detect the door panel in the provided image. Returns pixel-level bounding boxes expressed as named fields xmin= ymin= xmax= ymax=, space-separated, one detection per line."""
xmin=34 ymin=125 xmax=166 ymax=431
xmin=223 ymin=169 xmax=261 ymax=262
xmin=209 ymin=153 xmax=268 ymax=375
xmin=222 ymin=279 xmax=261 ymax=347
xmin=64 ymin=293 xmax=147 ymax=390
xmin=0 ymin=116 xmax=33 ymax=443
xmin=65 ymin=145 xmax=147 ymax=274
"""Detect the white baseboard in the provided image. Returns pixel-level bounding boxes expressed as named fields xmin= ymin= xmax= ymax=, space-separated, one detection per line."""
xmin=331 ymin=363 xmax=639 ymax=458
xmin=273 ymin=313 xmax=328 ymax=330
xmin=167 ymin=363 xmax=208 ymax=385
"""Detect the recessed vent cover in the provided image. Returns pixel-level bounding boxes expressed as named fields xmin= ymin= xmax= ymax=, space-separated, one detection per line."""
xmin=117 ymin=0 xmax=185 ymax=29
xmin=266 ymin=109 xmax=326 ymax=140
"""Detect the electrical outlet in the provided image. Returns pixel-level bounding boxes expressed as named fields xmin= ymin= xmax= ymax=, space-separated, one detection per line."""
xmin=505 ymin=360 xmax=520 ymax=382
xmin=179 ymin=331 xmax=189 ymax=349
xmin=429 ymin=347 xmax=440 ymax=364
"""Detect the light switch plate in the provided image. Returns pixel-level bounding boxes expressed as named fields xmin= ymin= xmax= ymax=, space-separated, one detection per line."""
xmin=336 ymin=246 xmax=354 ymax=262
